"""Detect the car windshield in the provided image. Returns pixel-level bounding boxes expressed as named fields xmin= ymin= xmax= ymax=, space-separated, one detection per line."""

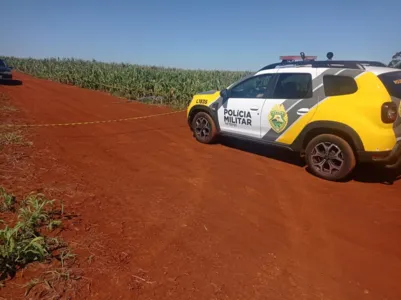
xmin=0 ymin=60 xmax=6 ymax=68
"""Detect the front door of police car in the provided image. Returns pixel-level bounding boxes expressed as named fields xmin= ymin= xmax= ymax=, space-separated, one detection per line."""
xmin=217 ymin=73 xmax=275 ymax=138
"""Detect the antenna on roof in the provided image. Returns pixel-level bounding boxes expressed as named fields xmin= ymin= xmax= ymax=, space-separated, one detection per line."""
xmin=327 ymin=52 xmax=334 ymax=60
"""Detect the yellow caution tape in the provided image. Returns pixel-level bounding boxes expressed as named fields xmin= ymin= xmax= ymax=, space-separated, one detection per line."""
xmin=0 ymin=109 xmax=186 ymax=128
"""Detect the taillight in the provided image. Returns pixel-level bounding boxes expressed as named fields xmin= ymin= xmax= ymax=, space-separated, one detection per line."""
xmin=381 ymin=102 xmax=398 ymax=123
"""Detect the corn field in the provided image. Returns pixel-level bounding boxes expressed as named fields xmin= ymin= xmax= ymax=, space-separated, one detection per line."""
xmin=2 ymin=56 xmax=251 ymax=108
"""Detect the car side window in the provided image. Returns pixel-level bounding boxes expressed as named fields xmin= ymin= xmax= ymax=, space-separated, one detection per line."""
xmin=230 ymin=74 xmax=274 ymax=99
xmin=272 ymin=73 xmax=313 ymax=99
xmin=323 ymin=75 xmax=358 ymax=96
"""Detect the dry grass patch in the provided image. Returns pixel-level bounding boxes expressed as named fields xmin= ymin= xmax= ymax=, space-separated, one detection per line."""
xmin=0 ymin=92 xmax=32 ymax=148
xmin=0 ymin=105 xmax=17 ymax=112
xmin=0 ymin=130 xmax=30 ymax=147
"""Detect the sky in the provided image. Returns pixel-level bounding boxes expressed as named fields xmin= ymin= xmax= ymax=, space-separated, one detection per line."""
xmin=1 ymin=0 xmax=400 ymax=71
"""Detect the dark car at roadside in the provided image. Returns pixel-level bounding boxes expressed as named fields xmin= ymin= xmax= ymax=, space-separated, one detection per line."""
xmin=0 ymin=59 xmax=13 ymax=80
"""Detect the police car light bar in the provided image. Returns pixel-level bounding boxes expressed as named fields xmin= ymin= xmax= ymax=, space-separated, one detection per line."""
xmin=279 ymin=55 xmax=317 ymax=61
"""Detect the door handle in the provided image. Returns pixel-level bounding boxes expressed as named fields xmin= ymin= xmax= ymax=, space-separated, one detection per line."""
xmin=297 ymin=108 xmax=309 ymax=116
xmin=250 ymin=106 xmax=259 ymax=111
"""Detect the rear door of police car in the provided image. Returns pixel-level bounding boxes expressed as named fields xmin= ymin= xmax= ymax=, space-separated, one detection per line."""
xmin=259 ymin=68 xmax=318 ymax=144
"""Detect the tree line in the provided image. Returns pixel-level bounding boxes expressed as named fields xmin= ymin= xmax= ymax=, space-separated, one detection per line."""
xmin=389 ymin=52 xmax=401 ymax=68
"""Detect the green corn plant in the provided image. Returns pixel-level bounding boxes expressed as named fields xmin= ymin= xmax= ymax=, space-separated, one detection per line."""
xmin=1 ymin=56 xmax=251 ymax=107
xmin=0 ymin=189 xmax=69 ymax=281
xmin=47 ymin=220 xmax=62 ymax=231
xmin=0 ymin=187 xmax=16 ymax=212
xmin=0 ymin=222 xmax=48 ymax=280
xmin=18 ymin=193 xmax=54 ymax=229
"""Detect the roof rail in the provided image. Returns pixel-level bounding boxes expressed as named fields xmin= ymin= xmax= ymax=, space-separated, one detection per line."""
xmin=311 ymin=61 xmax=366 ymax=69
xmin=354 ymin=61 xmax=387 ymax=67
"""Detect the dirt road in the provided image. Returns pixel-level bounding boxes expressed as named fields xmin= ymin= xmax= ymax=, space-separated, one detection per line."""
xmin=1 ymin=73 xmax=401 ymax=300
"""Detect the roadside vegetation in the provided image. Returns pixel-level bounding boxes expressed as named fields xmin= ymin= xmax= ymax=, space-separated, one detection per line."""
xmin=0 ymin=93 xmax=83 ymax=298
xmin=0 ymin=186 xmax=81 ymax=298
xmin=2 ymin=56 xmax=250 ymax=108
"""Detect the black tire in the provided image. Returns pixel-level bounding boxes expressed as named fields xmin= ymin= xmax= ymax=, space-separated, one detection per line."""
xmin=191 ymin=111 xmax=217 ymax=144
xmin=305 ymin=134 xmax=356 ymax=181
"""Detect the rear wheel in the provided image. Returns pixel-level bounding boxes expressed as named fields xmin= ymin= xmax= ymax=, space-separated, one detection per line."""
xmin=191 ymin=111 xmax=217 ymax=144
xmin=305 ymin=134 xmax=356 ymax=181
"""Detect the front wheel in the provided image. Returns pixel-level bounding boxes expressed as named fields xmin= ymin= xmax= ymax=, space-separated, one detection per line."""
xmin=305 ymin=134 xmax=356 ymax=181
xmin=191 ymin=111 xmax=217 ymax=144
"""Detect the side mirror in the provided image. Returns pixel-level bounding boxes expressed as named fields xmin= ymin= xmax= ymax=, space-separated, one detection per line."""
xmin=8 ymin=66 xmax=13 ymax=70
xmin=220 ymin=88 xmax=229 ymax=99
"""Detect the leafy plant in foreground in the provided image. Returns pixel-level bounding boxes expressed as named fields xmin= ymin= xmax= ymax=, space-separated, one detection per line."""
xmin=0 ymin=225 xmax=47 ymax=280
xmin=0 ymin=188 xmax=71 ymax=281
xmin=0 ymin=187 xmax=16 ymax=212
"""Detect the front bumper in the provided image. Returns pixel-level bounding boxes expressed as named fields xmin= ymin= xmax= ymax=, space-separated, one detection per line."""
xmin=358 ymin=141 xmax=401 ymax=168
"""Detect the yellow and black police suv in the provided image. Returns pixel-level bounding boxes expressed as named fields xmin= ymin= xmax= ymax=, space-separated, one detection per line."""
xmin=186 ymin=52 xmax=401 ymax=181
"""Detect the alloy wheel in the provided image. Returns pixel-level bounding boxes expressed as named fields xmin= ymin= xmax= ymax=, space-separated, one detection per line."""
xmin=310 ymin=142 xmax=344 ymax=175
xmin=194 ymin=116 xmax=210 ymax=141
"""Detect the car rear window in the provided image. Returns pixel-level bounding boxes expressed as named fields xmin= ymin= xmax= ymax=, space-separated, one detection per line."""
xmin=323 ymin=75 xmax=358 ymax=96
xmin=378 ymin=71 xmax=401 ymax=99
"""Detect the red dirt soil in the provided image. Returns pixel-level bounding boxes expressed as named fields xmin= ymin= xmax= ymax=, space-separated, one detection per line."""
xmin=1 ymin=72 xmax=401 ymax=300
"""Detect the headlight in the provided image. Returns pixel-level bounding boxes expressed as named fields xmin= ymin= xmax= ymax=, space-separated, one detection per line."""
xmin=2 ymin=71 xmax=11 ymax=75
